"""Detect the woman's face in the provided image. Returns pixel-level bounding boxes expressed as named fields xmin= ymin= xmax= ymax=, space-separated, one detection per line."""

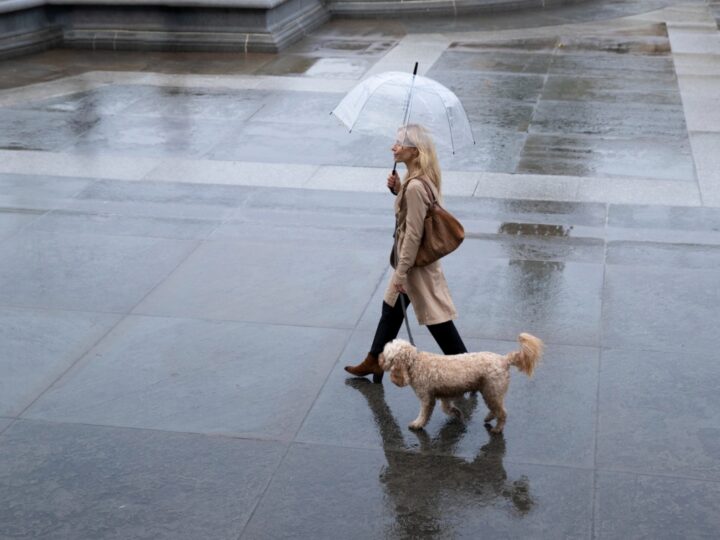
xmin=391 ymin=138 xmax=418 ymax=164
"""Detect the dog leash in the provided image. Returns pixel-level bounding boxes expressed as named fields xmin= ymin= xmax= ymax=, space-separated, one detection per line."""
xmin=399 ymin=293 xmax=415 ymax=346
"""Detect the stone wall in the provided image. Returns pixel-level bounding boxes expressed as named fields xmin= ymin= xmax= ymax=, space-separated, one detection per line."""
xmin=0 ymin=2 xmax=61 ymax=59
xmin=0 ymin=0 xmax=594 ymax=58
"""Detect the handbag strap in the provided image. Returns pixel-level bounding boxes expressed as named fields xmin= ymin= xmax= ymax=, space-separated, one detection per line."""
xmin=399 ymin=176 xmax=438 ymax=206
xmin=396 ymin=177 xmax=438 ymax=347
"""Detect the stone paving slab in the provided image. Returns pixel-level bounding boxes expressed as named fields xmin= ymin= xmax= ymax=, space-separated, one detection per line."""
xmin=668 ymin=26 xmax=720 ymax=53
xmin=607 ymin=203 xmax=720 ymax=245
xmin=125 ymin=87 xmax=267 ymax=121
xmin=0 ymin=420 xmax=286 ymax=540
xmin=133 ymin=236 xmax=388 ymax=328
xmin=23 ymin=316 xmax=349 ymax=439
xmin=67 ymin=115 xmax=239 ymax=159
xmin=0 ymin=230 xmax=198 ymax=313
xmin=0 ymin=108 xmax=96 ymax=152
xmin=27 ymin=210 xmax=221 ymax=241
xmin=7 ymin=84 xmax=148 ymax=116
xmin=673 ymin=52 xmax=720 ymax=75
xmin=0 ymin=149 xmax=159 ymax=181
xmin=541 ymin=73 xmax=682 ymax=105
xmin=595 ymin=471 xmax=720 ymax=539
xmin=597 ymin=347 xmax=720 ymax=481
xmin=575 ymin=176 xmax=702 ymax=206
xmin=0 ymin=173 xmax=92 ymax=211
xmin=0 ymin=307 xmax=120 ymax=417
xmin=144 ymin=158 xmax=318 ymax=188
xmin=0 ymin=208 xmax=41 ymax=241
xmin=601 ymin=262 xmax=720 ymax=353
xmin=678 ymin=75 xmax=720 ymax=132
xmin=206 ymin=121 xmax=373 ymax=166
xmin=516 ymin=134 xmax=696 ymax=182
xmin=690 ymin=132 xmax=720 ymax=206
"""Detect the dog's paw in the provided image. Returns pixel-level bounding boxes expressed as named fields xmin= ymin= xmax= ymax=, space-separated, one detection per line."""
xmin=490 ymin=425 xmax=504 ymax=434
xmin=408 ymin=421 xmax=425 ymax=431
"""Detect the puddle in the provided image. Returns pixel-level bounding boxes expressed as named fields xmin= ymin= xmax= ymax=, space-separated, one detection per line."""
xmin=255 ymin=55 xmax=319 ymax=76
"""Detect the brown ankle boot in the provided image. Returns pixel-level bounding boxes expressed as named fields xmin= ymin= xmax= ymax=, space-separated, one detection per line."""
xmin=344 ymin=353 xmax=384 ymax=383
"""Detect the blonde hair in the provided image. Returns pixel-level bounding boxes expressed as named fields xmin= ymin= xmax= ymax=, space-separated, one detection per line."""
xmin=398 ymin=124 xmax=442 ymax=197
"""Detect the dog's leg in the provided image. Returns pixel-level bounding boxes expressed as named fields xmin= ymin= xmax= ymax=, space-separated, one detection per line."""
xmin=481 ymin=389 xmax=496 ymax=423
xmin=409 ymin=396 xmax=435 ymax=430
xmin=441 ymin=398 xmax=463 ymax=420
xmin=486 ymin=396 xmax=507 ymax=434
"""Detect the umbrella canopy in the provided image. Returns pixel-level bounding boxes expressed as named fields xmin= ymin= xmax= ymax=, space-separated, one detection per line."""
xmin=331 ymin=71 xmax=475 ymax=154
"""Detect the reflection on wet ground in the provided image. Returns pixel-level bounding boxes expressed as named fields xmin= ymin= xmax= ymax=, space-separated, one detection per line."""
xmin=347 ymin=379 xmax=534 ymax=536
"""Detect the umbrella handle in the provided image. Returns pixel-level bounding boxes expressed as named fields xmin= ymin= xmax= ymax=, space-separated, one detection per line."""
xmin=388 ymin=162 xmax=398 ymax=194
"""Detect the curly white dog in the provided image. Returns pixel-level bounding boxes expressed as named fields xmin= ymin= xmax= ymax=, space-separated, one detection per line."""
xmin=379 ymin=333 xmax=543 ymax=433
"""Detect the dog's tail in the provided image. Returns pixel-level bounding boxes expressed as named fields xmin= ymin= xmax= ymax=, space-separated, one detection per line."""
xmin=507 ymin=333 xmax=543 ymax=377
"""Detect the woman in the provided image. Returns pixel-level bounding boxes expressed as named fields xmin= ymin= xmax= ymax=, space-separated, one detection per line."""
xmin=345 ymin=124 xmax=468 ymax=383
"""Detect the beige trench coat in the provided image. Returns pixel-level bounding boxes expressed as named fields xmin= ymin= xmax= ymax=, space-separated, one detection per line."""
xmin=383 ymin=177 xmax=458 ymax=326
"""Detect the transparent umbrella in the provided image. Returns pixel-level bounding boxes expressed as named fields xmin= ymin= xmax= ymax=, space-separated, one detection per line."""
xmin=331 ymin=65 xmax=475 ymax=155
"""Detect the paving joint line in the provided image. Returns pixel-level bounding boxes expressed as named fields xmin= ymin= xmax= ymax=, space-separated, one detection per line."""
xmin=590 ymin=201 xmax=610 ymax=540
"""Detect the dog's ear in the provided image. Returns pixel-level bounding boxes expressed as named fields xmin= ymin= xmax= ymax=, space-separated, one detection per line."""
xmin=389 ymin=342 xmax=416 ymax=387
xmin=390 ymin=365 xmax=409 ymax=387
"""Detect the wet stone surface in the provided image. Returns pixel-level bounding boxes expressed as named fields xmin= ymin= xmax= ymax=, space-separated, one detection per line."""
xmin=516 ymin=133 xmax=695 ymax=180
xmin=427 ymin=22 xmax=693 ymax=179
xmin=0 ymin=20 xmax=696 ymax=181
xmin=1 ymin=1 xmax=719 ymax=537
xmin=0 ymin=421 xmax=286 ymax=540
xmin=0 ymin=173 xmax=717 ymax=537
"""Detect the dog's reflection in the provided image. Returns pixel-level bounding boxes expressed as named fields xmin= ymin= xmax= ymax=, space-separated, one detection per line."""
xmin=346 ymin=378 xmax=533 ymax=537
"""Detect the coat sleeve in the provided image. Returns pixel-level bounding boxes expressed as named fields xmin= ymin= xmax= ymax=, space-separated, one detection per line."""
xmin=395 ymin=182 xmax=429 ymax=283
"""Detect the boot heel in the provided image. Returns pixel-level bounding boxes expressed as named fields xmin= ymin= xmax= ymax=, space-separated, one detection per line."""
xmin=372 ymin=372 xmax=384 ymax=384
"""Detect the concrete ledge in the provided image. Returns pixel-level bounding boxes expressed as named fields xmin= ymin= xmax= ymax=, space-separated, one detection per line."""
xmin=0 ymin=25 xmax=62 ymax=58
xmin=0 ymin=0 xmax=595 ymax=55
xmin=0 ymin=0 xmax=329 ymax=54
xmin=52 ymin=0 xmax=329 ymax=53
xmin=328 ymin=0 xmax=592 ymax=17
xmin=47 ymin=0 xmax=288 ymax=8
xmin=0 ymin=1 xmax=45 ymax=16
xmin=0 ymin=5 xmax=61 ymax=59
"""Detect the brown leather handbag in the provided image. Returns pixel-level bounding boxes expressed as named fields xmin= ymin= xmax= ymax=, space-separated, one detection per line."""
xmin=391 ymin=177 xmax=465 ymax=268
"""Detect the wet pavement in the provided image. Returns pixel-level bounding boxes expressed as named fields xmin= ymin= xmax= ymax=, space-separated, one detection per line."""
xmin=1 ymin=1 xmax=720 ymax=539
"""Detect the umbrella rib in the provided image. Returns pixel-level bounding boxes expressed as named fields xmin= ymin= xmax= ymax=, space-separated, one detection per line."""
xmin=442 ymin=100 xmax=456 ymax=154
xmin=347 ymin=80 xmax=393 ymax=133
xmin=456 ymin=98 xmax=476 ymax=146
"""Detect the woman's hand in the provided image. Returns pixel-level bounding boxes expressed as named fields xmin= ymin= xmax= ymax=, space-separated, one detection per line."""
xmin=387 ymin=171 xmax=401 ymax=194
xmin=393 ymin=273 xmax=407 ymax=294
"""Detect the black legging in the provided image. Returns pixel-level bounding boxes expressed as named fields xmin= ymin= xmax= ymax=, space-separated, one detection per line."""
xmin=370 ymin=294 xmax=467 ymax=357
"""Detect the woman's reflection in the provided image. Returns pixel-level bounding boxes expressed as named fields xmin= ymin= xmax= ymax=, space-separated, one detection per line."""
xmin=346 ymin=378 xmax=533 ymax=537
